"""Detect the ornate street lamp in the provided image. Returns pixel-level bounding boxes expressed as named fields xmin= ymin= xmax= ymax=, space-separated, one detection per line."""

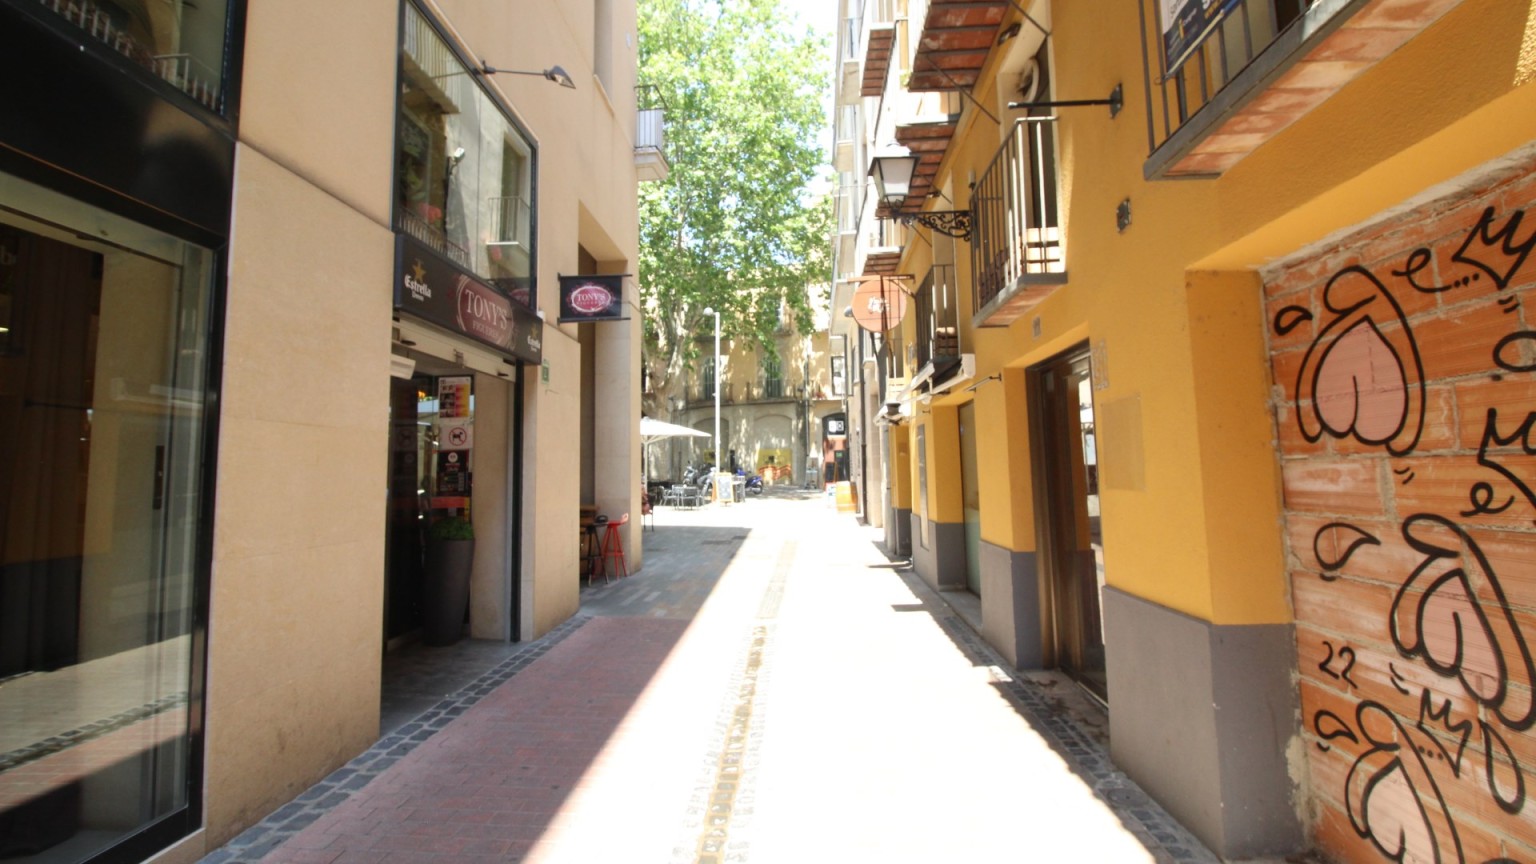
xmin=868 ymin=152 xmax=972 ymax=241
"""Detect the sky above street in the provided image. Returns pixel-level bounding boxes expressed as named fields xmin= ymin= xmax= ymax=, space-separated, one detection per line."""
xmin=780 ymin=0 xmax=836 ymax=38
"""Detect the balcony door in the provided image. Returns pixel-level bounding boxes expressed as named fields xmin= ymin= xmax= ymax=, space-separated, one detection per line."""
xmin=1031 ymin=346 xmax=1107 ymax=700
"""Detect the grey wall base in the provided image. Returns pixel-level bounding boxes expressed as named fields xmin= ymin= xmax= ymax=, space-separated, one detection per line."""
xmin=1104 ymin=587 xmax=1303 ymax=859
xmin=978 ymin=541 xmax=1042 ymax=669
xmin=911 ymin=515 xmax=966 ymax=591
xmin=885 ymin=506 xmax=911 ymax=558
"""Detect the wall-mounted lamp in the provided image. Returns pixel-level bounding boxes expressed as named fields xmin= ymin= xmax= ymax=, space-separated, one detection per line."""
xmin=868 ymin=152 xmax=973 ymax=241
xmin=477 ymin=63 xmax=577 ymax=89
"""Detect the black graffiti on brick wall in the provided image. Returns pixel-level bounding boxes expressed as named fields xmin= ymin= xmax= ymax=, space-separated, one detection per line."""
xmin=1275 ymin=206 xmax=1536 ymax=522
xmin=1275 ymin=267 xmax=1426 ymax=457
xmin=1394 ymin=206 xmax=1536 ymax=294
xmin=1284 ymin=201 xmax=1536 ymax=864
xmin=1311 ymin=515 xmax=1533 ymax=863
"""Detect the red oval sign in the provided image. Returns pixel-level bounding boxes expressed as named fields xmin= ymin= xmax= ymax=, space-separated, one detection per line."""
xmin=569 ymin=284 xmax=614 ymax=314
xmin=851 ymin=277 xmax=908 ymax=333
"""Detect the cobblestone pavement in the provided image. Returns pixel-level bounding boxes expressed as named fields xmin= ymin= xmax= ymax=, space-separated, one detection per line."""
xmin=201 ymin=492 xmax=1264 ymax=864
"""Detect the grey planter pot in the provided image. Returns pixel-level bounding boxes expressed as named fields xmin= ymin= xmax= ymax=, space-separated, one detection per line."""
xmin=423 ymin=538 xmax=474 ymax=646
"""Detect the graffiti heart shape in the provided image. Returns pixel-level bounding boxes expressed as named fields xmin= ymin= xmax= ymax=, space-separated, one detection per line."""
xmin=1417 ymin=578 xmax=1503 ymax=700
xmin=1345 ymin=703 xmax=1461 ymax=864
xmin=1353 ymin=761 xmax=1436 ymax=862
xmin=1314 ymin=319 xmax=1409 ymax=445
xmin=1294 ymin=266 xmax=1424 ymax=456
xmin=1394 ymin=514 xmax=1536 ymax=732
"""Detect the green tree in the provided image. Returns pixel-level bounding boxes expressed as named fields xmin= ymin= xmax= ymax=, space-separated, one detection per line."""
xmin=638 ymin=0 xmax=832 ymax=418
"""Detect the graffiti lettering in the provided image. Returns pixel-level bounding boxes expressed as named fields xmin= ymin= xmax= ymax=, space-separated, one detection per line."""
xmin=1452 ymin=206 xmax=1536 ymax=291
xmin=1319 ymin=640 xmax=1360 ymax=688
xmin=1493 ymin=331 xmax=1536 ymax=373
xmin=1416 ymin=690 xmax=1472 ymax=775
xmin=1465 ymin=408 xmax=1536 ymax=523
xmin=1394 ymin=246 xmax=1456 ymax=293
xmin=1463 ymin=481 xmax=1516 ymax=518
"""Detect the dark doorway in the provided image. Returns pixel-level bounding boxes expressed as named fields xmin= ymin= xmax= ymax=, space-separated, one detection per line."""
xmin=1030 ymin=346 xmax=1107 ymax=701
xmin=384 ymin=375 xmax=425 ymax=644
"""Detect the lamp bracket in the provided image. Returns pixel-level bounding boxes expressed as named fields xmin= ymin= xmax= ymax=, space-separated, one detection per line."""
xmin=1009 ymin=84 xmax=1123 ymax=118
xmin=894 ymin=209 xmax=973 ymax=241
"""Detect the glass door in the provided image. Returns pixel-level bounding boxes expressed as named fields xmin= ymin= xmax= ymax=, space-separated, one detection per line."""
xmin=1032 ymin=347 xmax=1107 ymax=700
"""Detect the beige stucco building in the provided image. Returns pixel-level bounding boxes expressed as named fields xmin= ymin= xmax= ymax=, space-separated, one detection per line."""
xmin=0 ymin=0 xmax=646 ymax=860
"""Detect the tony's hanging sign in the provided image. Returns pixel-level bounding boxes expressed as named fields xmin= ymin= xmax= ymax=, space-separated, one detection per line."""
xmin=394 ymin=235 xmax=542 ymax=364
xmin=558 ymin=274 xmax=628 ymax=323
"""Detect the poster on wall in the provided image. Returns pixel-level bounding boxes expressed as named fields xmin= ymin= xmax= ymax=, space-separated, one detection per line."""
xmin=558 ymin=274 xmax=628 ymax=323
xmin=1158 ymin=0 xmax=1242 ymax=73
xmin=437 ymin=376 xmax=472 ymax=419
xmin=436 ymin=450 xmax=470 ymax=496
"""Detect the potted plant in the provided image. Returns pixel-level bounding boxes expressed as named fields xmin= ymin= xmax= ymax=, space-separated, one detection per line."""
xmin=422 ymin=514 xmax=474 ymax=646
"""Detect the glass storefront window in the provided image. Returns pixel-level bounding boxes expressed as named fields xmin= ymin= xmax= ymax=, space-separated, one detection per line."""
xmin=0 ymin=172 xmax=213 ymax=861
xmin=397 ymin=2 xmax=537 ymax=306
xmin=29 ymin=0 xmax=233 ymax=112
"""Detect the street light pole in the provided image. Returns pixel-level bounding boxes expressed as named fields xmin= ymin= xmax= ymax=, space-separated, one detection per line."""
xmin=703 ymin=307 xmax=721 ymax=502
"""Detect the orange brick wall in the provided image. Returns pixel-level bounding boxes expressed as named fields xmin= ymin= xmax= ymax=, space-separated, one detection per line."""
xmin=1266 ymin=159 xmax=1536 ymax=864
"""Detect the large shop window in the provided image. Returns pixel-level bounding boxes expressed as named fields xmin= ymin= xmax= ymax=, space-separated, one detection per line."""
xmin=397 ymin=2 xmax=537 ymax=306
xmin=0 ymin=172 xmax=214 ymax=860
xmin=28 ymin=0 xmax=234 ymax=112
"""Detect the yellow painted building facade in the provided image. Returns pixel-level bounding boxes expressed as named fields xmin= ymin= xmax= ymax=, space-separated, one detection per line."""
xmin=834 ymin=0 xmax=1536 ymax=858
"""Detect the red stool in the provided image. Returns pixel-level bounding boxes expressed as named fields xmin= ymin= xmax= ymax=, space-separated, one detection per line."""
xmin=600 ymin=513 xmax=630 ymax=580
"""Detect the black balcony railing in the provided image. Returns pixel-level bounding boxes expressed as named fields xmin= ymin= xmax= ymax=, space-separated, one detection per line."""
xmin=1136 ymin=0 xmax=1395 ymax=177
xmin=971 ymin=117 xmax=1064 ymax=323
xmin=1143 ymin=0 xmax=1313 ymax=147
xmin=400 ymin=208 xmax=471 ymax=270
xmin=915 ymin=264 xmax=957 ymax=371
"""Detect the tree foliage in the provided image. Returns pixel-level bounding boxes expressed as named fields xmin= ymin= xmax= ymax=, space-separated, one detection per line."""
xmin=638 ymin=0 xmax=832 ymax=409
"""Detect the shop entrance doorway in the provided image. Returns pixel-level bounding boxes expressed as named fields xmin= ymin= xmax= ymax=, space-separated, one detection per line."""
xmin=383 ymin=365 xmax=475 ymax=648
xmin=1030 ymin=346 xmax=1107 ymax=701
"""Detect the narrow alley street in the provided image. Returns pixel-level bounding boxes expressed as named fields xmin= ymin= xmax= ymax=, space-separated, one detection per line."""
xmin=204 ymin=493 xmax=1228 ymax=864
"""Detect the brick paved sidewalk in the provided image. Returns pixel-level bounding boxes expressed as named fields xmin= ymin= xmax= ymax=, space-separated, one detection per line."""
xmin=203 ymin=495 xmax=1244 ymax=864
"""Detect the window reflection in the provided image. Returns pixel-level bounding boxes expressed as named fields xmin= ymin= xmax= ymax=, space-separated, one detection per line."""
xmin=0 ymin=174 xmax=211 ymax=862
xmin=397 ymin=3 xmax=536 ymax=306
xmin=35 ymin=0 xmax=231 ymax=111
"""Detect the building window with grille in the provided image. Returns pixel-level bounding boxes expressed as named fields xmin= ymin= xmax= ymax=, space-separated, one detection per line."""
xmin=762 ymin=354 xmax=784 ymax=399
